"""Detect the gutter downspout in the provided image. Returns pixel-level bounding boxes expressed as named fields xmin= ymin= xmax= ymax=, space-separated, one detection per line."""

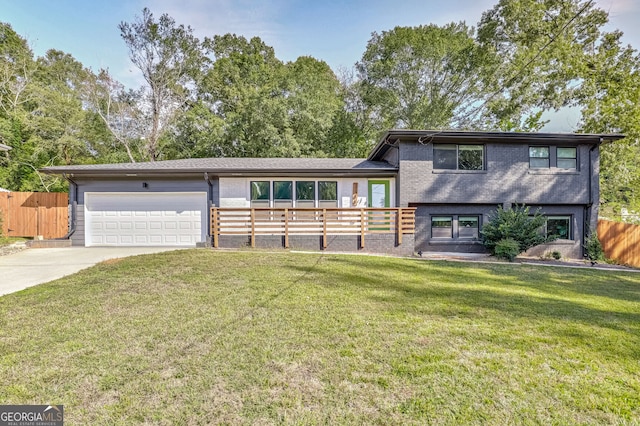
xmin=204 ymin=172 xmax=213 ymax=246
xmin=59 ymin=173 xmax=78 ymax=240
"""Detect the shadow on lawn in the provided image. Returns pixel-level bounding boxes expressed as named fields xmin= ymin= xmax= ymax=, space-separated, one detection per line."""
xmin=287 ymin=256 xmax=640 ymax=359
xmin=325 ymin=255 xmax=640 ymax=303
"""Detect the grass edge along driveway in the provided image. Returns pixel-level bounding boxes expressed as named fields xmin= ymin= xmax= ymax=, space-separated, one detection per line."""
xmin=1 ymin=250 xmax=639 ymax=425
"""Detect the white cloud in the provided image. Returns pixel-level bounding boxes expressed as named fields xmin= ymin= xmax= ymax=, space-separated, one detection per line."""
xmin=145 ymin=0 xmax=287 ymax=46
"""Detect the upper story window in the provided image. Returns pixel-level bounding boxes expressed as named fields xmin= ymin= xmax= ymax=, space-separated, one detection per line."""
xmin=434 ymin=144 xmax=484 ymax=170
xmin=529 ymin=146 xmax=550 ymax=168
xmin=529 ymin=146 xmax=577 ymax=169
xmin=557 ymin=147 xmax=577 ymax=169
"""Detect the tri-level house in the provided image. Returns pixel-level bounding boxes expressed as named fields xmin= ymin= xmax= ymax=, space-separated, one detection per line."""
xmin=43 ymin=130 xmax=623 ymax=258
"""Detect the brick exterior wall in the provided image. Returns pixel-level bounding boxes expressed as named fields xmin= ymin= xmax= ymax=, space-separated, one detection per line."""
xmin=413 ymin=204 xmax=584 ymax=258
xmin=399 ymin=140 xmax=597 ymax=259
xmin=398 ymin=141 xmax=594 ymax=207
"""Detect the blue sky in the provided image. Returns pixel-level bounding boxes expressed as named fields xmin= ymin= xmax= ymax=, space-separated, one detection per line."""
xmin=2 ymin=0 xmax=639 ymax=131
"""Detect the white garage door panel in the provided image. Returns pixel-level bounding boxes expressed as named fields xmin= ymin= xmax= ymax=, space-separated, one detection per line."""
xmin=85 ymin=192 xmax=207 ymax=247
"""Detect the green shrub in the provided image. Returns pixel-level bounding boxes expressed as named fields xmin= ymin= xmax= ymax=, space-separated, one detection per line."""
xmin=481 ymin=204 xmax=553 ymax=256
xmin=584 ymin=230 xmax=606 ymax=262
xmin=494 ymin=238 xmax=520 ymax=261
xmin=552 ymin=251 xmax=561 ymax=260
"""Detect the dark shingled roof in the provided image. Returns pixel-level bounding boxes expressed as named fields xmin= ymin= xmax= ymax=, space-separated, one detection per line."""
xmin=42 ymin=131 xmax=625 ymax=175
xmin=41 ymin=157 xmax=396 ymax=176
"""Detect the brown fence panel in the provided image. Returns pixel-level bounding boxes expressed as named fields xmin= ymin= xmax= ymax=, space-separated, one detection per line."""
xmin=0 ymin=192 xmax=68 ymax=239
xmin=597 ymin=219 xmax=640 ymax=268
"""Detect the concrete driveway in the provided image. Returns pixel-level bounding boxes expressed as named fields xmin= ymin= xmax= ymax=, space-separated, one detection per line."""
xmin=0 ymin=247 xmax=186 ymax=297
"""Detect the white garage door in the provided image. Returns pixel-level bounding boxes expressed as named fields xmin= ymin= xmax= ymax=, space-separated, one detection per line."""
xmin=85 ymin=192 xmax=207 ymax=247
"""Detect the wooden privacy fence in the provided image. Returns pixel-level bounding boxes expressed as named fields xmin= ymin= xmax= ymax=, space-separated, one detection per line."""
xmin=211 ymin=207 xmax=416 ymax=249
xmin=597 ymin=219 xmax=640 ymax=268
xmin=0 ymin=192 xmax=68 ymax=238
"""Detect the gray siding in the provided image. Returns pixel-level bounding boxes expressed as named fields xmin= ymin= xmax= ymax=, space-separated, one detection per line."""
xmin=72 ymin=177 xmax=212 ymax=246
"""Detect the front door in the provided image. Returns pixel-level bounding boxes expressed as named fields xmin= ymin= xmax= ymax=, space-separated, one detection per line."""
xmin=368 ymin=180 xmax=390 ymax=208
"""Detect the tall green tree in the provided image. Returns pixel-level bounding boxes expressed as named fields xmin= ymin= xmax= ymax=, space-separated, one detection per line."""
xmin=32 ymin=50 xmax=94 ymax=166
xmin=0 ymin=24 xmax=96 ymax=191
xmin=0 ymin=22 xmax=37 ymax=189
xmin=476 ymin=0 xmax=609 ymax=128
xmin=357 ymin=23 xmax=495 ymax=132
xmin=285 ymin=56 xmax=342 ymax=156
xmin=119 ymin=8 xmax=210 ymax=161
xmin=183 ymin=34 xmax=348 ymax=158
xmin=323 ymin=68 xmax=376 ymax=158
xmin=203 ymin=34 xmax=297 ymax=157
xmin=578 ymin=31 xmax=640 ymax=216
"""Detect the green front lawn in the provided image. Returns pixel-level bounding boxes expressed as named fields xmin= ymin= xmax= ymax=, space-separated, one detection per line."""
xmin=1 ymin=251 xmax=639 ymax=424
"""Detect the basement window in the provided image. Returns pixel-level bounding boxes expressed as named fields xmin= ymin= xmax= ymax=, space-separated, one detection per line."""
xmin=431 ymin=215 xmax=481 ymax=240
xmin=545 ymin=216 xmax=571 ymax=240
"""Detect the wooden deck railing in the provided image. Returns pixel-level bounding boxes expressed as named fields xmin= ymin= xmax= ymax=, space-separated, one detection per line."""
xmin=210 ymin=207 xmax=416 ymax=249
